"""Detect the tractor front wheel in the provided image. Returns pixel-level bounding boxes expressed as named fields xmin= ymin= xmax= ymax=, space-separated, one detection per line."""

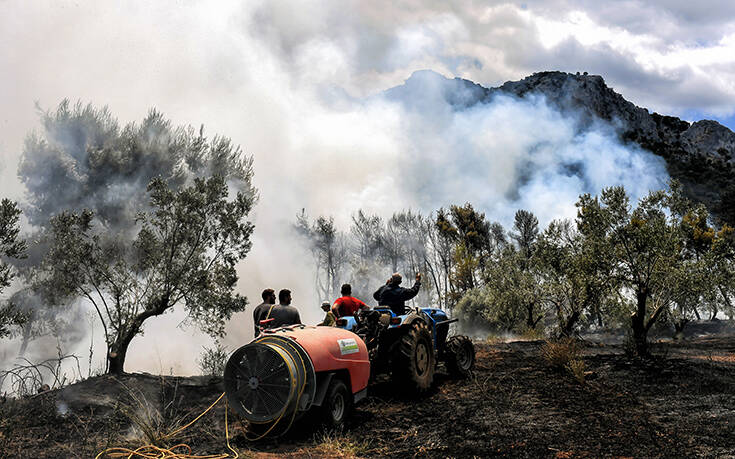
xmin=392 ymin=321 xmax=435 ymax=393
xmin=445 ymin=335 xmax=475 ymax=378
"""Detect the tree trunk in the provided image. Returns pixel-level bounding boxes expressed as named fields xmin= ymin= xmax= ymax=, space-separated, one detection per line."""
xmin=560 ymin=310 xmax=581 ymax=337
xmin=673 ymin=319 xmax=688 ymax=340
xmin=108 ymin=347 xmax=128 ymax=374
xmin=107 ymin=319 xmax=147 ymax=374
xmin=631 ymin=288 xmax=649 ymax=357
xmin=526 ymin=302 xmax=536 ymax=328
xmin=17 ymin=324 xmax=32 ymax=357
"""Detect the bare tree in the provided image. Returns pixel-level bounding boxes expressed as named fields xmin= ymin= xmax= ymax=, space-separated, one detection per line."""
xmin=296 ymin=212 xmax=350 ymax=300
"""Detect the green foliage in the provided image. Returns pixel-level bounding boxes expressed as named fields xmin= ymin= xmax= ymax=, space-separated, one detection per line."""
xmin=39 ymin=176 xmax=255 ymax=373
xmin=510 ymin=209 xmax=539 ymax=267
xmin=574 ymin=182 xmax=729 ymax=356
xmin=13 ymin=100 xmax=257 ymax=355
xmin=296 ymin=182 xmax=734 ymax=346
xmin=0 ymin=199 xmax=27 ymax=291
xmin=456 ymin=247 xmax=540 ymax=333
xmin=0 ymin=199 xmax=28 ymax=338
xmin=535 ymin=218 xmax=613 ymax=336
xmin=19 ymin=100 xmax=255 ymax=231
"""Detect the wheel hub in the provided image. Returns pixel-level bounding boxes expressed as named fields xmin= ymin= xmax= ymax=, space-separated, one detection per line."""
xmin=416 ymin=343 xmax=429 ymax=375
xmin=331 ymin=392 xmax=345 ymax=421
xmin=248 ymin=376 xmax=259 ymax=390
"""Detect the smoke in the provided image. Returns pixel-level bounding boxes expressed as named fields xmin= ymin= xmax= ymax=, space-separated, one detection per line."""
xmin=0 ymin=1 xmax=673 ymax=376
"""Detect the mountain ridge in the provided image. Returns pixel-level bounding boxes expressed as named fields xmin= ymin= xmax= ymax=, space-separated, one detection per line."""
xmin=386 ymin=70 xmax=735 ymax=224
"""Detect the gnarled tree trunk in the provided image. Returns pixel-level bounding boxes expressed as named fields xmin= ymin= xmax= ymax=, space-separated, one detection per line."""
xmin=631 ymin=287 xmax=648 ymax=357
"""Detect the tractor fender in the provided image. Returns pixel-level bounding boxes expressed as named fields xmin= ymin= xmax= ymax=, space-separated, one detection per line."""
xmin=385 ymin=311 xmax=431 ymax=359
xmin=312 ymin=370 xmax=366 ymax=406
xmin=312 ymin=371 xmax=335 ymax=407
xmin=401 ymin=311 xmax=427 ymax=327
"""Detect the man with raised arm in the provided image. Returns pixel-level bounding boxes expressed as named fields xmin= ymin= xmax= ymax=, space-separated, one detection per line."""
xmin=373 ymin=272 xmax=422 ymax=315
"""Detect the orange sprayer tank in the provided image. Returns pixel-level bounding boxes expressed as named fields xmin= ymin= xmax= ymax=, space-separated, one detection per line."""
xmin=224 ymin=325 xmax=369 ymax=427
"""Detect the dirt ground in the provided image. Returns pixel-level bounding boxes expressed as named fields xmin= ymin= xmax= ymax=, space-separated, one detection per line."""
xmin=2 ymin=334 xmax=735 ymax=458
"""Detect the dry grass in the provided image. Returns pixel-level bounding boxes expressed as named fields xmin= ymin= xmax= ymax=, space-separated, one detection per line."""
xmin=542 ymin=338 xmax=586 ymax=383
xmin=115 ymin=377 xmax=187 ymax=447
xmin=541 ymin=338 xmax=582 ymax=369
xmin=520 ymin=327 xmax=545 ymax=341
xmin=564 ymin=358 xmax=586 ymax=385
xmin=309 ymin=431 xmax=372 ymax=458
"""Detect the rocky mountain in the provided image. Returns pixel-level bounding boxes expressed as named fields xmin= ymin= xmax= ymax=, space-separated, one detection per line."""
xmin=386 ymin=70 xmax=735 ymax=225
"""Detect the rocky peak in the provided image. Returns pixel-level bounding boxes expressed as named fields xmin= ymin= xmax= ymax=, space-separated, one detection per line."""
xmin=385 ymin=69 xmax=735 ymax=224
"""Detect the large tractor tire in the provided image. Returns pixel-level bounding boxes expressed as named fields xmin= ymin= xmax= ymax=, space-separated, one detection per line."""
xmin=445 ymin=335 xmax=475 ymax=378
xmin=321 ymin=378 xmax=351 ymax=430
xmin=392 ymin=320 xmax=435 ymax=393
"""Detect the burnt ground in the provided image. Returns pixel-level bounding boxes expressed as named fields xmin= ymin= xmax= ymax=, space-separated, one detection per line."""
xmin=2 ymin=335 xmax=735 ymax=458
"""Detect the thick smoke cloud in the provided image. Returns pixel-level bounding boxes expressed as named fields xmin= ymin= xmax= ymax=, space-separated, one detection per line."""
xmin=0 ymin=1 xmax=711 ymax=375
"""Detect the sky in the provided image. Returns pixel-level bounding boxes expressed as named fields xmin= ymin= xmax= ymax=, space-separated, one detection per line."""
xmin=1 ymin=0 xmax=734 ymax=374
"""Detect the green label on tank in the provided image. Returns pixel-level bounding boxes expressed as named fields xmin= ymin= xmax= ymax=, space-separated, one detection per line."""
xmin=338 ymin=338 xmax=359 ymax=355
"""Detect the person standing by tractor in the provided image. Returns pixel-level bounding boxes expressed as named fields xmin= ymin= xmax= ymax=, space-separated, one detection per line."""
xmin=373 ymin=273 xmax=422 ymax=315
xmin=332 ymin=283 xmax=369 ymax=318
xmin=252 ymin=288 xmax=277 ymax=337
xmin=268 ymin=289 xmax=302 ymax=328
xmin=319 ymin=301 xmax=336 ymax=326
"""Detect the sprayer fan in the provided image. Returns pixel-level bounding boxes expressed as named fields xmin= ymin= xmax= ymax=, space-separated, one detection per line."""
xmin=224 ymin=343 xmax=296 ymax=423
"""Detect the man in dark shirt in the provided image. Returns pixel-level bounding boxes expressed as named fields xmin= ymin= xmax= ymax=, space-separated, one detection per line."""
xmin=332 ymin=283 xmax=369 ymax=318
xmin=252 ymin=288 xmax=276 ymax=337
xmin=373 ymin=272 xmax=421 ymax=315
xmin=266 ymin=289 xmax=302 ymax=328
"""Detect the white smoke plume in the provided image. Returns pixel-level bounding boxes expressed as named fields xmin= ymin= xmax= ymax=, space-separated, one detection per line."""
xmin=0 ymin=1 xmax=672 ymax=376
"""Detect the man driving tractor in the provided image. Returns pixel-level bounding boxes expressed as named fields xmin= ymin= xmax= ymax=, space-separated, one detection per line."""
xmin=373 ymin=272 xmax=421 ymax=315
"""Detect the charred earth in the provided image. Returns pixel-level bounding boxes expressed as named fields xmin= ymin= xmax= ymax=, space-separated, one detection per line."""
xmin=2 ymin=326 xmax=735 ymax=458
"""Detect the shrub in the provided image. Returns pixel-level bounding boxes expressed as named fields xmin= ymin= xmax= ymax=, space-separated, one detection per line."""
xmin=541 ymin=338 xmax=582 ymax=370
xmin=197 ymin=342 xmax=228 ymax=377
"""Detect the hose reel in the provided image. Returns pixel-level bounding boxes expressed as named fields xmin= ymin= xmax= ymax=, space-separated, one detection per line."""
xmin=224 ymin=335 xmax=316 ymax=425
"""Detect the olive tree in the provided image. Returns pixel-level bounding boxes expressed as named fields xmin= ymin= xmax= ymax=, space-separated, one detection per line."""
xmin=577 ymin=186 xmax=688 ymax=356
xmin=0 ymin=200 xmax=27 ymax=338
xmin=40 ymin=176 xmax=255 ymax=373
xmin=535 ymin=219 xmax=614 ymax=337
xmin=16 ymin=100 xmax=255 ymax=354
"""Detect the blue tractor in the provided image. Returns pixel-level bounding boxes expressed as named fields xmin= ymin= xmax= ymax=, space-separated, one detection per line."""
xmin=336 ymin=306 xmax=475 ymax=393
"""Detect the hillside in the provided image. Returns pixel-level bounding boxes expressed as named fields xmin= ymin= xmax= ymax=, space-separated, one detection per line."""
xmin=386 ymin=70 xmax=735 ymax=224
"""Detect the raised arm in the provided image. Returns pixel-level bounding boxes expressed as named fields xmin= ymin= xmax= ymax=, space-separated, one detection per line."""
xmin=400 ymin=273 xmax=422 ymax=301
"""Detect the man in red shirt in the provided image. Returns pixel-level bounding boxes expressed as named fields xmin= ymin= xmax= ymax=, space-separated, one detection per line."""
xmin=332 ymin=284 xmax=369 ymax=318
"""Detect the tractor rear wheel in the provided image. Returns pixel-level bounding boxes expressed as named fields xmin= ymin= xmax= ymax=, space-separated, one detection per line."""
xmin=321 ymin=378 xmax=351 ymax=430
xmin=445 ymin=335 xmax=475 ymax=378
xmin=392 ymin=320 xmax=435 ymax=393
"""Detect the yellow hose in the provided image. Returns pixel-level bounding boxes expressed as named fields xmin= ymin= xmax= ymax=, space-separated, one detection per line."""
xmin=242 ymin=338 xmax=308 ymax=441
xmin=95 ymin=392 xmax=238 ymax=459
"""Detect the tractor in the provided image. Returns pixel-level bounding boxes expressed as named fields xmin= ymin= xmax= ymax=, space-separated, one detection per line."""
xmin=336 ymin=305 xmax=475 ymax=393
xmin=222 ymin=306 xmax=474 ymax=437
